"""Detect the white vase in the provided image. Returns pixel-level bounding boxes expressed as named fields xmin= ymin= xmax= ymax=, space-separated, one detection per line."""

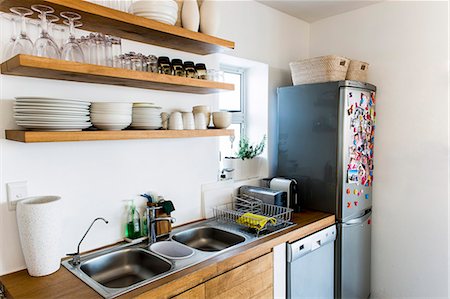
xmin=16 ymin=196 xmax=63 ymax=276
xmin=200 ymin=0 xmax=220 ymax=36
xmin=182 ymin=0 xmax=200 ymax=32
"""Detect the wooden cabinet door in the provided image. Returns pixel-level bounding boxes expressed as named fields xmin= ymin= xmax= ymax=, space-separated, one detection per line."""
xmin=172 ymin=284 xmax=205 ymax=299
xmin=204 ymin=252 xmax=273 ymax=299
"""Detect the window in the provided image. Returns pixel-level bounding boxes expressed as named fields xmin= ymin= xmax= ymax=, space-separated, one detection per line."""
xmin=219 ymin=66 xmax=246 ymax=159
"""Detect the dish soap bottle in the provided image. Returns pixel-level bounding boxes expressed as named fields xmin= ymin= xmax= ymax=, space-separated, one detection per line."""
xmin=125 ymin=200 xmax=141 ymax=239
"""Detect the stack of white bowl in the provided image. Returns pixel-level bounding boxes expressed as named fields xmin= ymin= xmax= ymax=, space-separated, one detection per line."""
xmin=131 ymin=103 xmax=162 ymax=129
xmin=130 ymin=0 xmax=178 ymax=25
xmin=212 ymin=111 xmax=232 ymax=129
xmin=90 ymin=102 xmax=132 ymax=130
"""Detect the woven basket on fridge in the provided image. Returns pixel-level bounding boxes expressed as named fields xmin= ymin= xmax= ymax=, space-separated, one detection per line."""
xmin=346 ymin=60 xmax=369 ymax=82
xmin=289 ymin=55 xmax=350 ymax=85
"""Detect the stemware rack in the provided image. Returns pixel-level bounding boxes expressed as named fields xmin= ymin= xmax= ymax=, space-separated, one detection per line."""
xmin=213 ymin=195 xmax=293 ymax=236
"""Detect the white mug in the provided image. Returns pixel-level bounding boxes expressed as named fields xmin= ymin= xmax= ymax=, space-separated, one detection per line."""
xmin=194 ymin=113 xmax=207 ymax=130
xmin=182 ymin=112 xmax=195 ymax=130
xmin=169 ymin=112 xmax=183 ymax=130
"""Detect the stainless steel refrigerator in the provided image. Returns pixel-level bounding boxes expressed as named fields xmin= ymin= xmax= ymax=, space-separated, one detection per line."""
xmin=277 ymin=80 xmax=376 ymax=299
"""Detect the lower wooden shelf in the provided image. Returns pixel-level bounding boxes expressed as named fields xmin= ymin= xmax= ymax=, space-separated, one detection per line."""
xmin=5 ymin=129 xmax=234 ymax=143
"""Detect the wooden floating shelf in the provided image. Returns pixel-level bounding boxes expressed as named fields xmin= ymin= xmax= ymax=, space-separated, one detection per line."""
xmin=6 ymin=129 xmax=235 ymax=143
xmin=0 ymin=0 xmax=234 ymax=55
xmin=1 ymin=55 xmax=234 ymax=94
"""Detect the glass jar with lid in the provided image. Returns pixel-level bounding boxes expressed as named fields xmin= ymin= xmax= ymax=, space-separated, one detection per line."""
xmin=172 ymin=59 xmax=185 ymax=77
xmin=195 ymin=63 xmax=207 ymax=80
xmin=158 ymin=56 xmax=172 ymax=75
xmin=184 ymin=61 xmax=197 ymax=78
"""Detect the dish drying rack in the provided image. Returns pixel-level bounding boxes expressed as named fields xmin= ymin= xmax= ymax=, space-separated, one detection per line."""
xmin=212 ymin=194 xmax=293 ymax=236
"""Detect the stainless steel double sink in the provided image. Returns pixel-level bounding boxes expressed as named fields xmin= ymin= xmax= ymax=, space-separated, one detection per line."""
xmin=62 ymin=219 xmax=293 ymax=298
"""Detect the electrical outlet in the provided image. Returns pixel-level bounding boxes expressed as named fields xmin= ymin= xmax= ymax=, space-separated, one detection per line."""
xmin=6 ymin=181 xmax=28 ymax=211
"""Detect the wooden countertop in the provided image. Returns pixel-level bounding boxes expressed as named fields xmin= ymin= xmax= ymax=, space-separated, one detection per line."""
xmin=0 ymin=210 xmax=335 ymax=299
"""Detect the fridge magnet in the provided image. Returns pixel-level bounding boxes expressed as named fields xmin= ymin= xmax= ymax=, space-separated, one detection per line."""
xmin=360 ymin=93 xmax=366 ymax=106
xmin=348 ymin=169 xmax=358 ymax=184
xmin=347 ymin=202 xmax=352 ymax=208
xmin=347 ymin=104 xmax=354 ymax=115
xmin=358 ymin=164 xmax=367 ymax=185
xmin=349 ymin=92 xmax=353 ymax=98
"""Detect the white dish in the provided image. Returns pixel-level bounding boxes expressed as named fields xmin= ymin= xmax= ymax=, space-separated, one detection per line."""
xmin=91 ymin=102 xmax=132 ymax=108
xmin=15 ymin=103 xmax=90 ymax=109
xmin=135 ymin=13 xmax=176 ymax=20
xmin=135 ymin=14 xmax=176 ymax=25
xmin=17 ymin=124 xmax=92 ymax=129
xmin=133 ymin=105 xmax=162 ymax=109
xmin=132 ymin=117 xmax=162 ymax=121
xmin=131 ymin=121 xmax=162 ymax=125
xmin=130 ymin=125 xmax=161 ymax=129
xmin=132 ymin=102 xmax=156 ymax=107
xmin=92 ymin=124 xmax=130 ymax=130
xmin=14 ymin=109 xmax=90 ymax=116
xmin=91 ymin=114 xmax=132 ymax=122
xmin=131 ymin=0 xmax=178 ymax=11
xmin=13 ymin=105 xmax=89 ymax=112
xmin=17 ymin=122 xmax=91 ymax=126
xmin=16 ymin=97 xmax=91 ymax=104
xmin=132 ymin=114 xmax=162 ymax=117
xmin=134 ymin=10 xmax=177 ymax=18
xmin=14 ymin=115 xmax=90 ymax=121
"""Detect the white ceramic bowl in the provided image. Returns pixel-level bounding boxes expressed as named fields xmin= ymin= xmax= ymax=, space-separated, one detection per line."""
xmin=91 ymin=102 xmax=132 ymax=109
xmin=212 ymin=112 xmax=232 ymax=129
xmin=131 ymin=0 xmax=178 ymax=12
xmin=193 ymin=105 xmax=210 ymax=112
xmin=92 ymin=122 xmax=131 ymax=130
xmin=91 ymin=114 xmax=132 ymax=123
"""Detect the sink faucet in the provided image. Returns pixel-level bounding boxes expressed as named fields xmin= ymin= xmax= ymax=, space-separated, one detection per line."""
xmin=67 ymin=217 xmax=109 ymax=266
xmin=147 ymin=206 xmax=176 ymax=244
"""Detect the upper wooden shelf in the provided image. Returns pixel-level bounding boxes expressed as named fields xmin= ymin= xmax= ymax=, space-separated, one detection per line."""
xmin=0 ymin=0 xmax=234 ymax=55
xmin=1 ymin=55 xmax=234 ymax=94
xmin=6 ymin=129 xmax=234 ymax=143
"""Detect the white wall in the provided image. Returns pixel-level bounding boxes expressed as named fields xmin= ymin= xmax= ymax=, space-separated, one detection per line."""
xmin=310 ymin=2 xmax=449 ymax=298
xmin=0 ymin=1 xmax=309 ymax=275
xmin=214 ymin=1 xmax=310 ymax=176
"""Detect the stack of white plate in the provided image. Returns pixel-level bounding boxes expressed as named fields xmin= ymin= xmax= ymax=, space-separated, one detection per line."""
xmin=90 ymin=103 xmax=132 ymax=131
xmin=131 ymin=103 xmax=162 ymax=129
xmin=130 ymin=0 xmax=178 ymax=25
xmin=13 ymin=97 xmax=91 ymax=131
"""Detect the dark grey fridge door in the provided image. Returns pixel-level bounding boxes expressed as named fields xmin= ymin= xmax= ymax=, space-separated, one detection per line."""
xmin=336 ymin=210 xmax=372 ymax=299
xmin=277 ymin=82 xmax=340 ymax=215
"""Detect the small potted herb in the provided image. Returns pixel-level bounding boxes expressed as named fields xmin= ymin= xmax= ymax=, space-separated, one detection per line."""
xmin=223 ymin=135 xmax=266 ymax=180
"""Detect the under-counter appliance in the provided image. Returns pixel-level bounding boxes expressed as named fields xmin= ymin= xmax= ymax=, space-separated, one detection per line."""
xmin=277 ymin=80 xmax=376 ymax=299
xmin=287 ymin=225 xmax=336 ymax=299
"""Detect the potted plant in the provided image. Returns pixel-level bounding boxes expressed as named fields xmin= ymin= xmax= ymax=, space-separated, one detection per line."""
xmin=223 ymin=135 xmax=266 ymax=180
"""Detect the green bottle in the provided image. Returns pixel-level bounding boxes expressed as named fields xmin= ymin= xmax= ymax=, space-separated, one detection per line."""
xmin=126 ymin=200 xmax=141 ymax=239
xmin=141 ymin=209 xmax=148 ymax=237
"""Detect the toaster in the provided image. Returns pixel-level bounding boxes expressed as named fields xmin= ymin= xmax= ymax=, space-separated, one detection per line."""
xmin=239 ymin=185 xmax=287 ymax=207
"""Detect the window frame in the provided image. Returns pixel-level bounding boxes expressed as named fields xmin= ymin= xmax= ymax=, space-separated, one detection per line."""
xmin=219 ymin=64 xmax=246 ymax=136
